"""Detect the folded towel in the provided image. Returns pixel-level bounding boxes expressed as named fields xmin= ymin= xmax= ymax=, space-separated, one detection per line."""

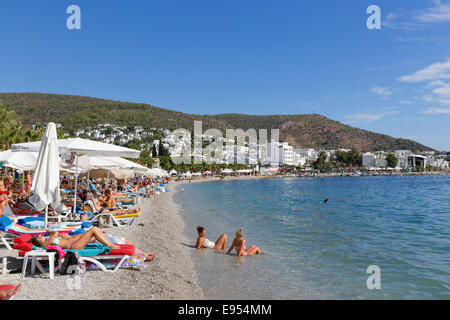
xmin=66 ymin=243 xmax=111 ymax=256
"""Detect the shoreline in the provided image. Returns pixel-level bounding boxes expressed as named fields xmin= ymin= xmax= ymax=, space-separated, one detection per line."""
xmin=2 ymin=174 xmax=449 ymax=299
xmin=0 ymin=189 xmax=204 ymax=300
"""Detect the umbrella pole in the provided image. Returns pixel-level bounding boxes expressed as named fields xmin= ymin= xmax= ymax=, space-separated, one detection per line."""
xmin=22 ymin=170 xmax=25 ymax=196
xmin=107 ymin=170 xmax=110 ymax=189
xmin=44 ymin=205 xmax=48 ymax=229
xmin=73 ymin=154 xmax=79 ymax=213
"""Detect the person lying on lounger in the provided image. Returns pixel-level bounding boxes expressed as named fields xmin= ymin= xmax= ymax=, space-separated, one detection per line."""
xmin=86 ymin=193 xmax=140 ymax=216
xmin=29 ymin=227 xmax=155 ymax=261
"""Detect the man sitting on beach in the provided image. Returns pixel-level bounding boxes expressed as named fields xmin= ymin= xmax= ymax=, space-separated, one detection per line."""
xmin=85 ymin=192 xmax=140 ymax=216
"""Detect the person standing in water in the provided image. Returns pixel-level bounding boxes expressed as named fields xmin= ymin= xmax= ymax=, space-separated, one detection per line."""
xmin=195 ymin=226 xmax=228 ymax=250
xmin=227 ymin=229 xmax=261 ymax=257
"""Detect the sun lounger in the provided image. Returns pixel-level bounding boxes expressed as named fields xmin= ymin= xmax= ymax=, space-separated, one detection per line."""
xmin=0 ymin=216 xmax=89 ymax=250
xmin=83 ymin=201 xmax=140 ymax=227
xmin=13 ymin=235 xmax=135 ymax=274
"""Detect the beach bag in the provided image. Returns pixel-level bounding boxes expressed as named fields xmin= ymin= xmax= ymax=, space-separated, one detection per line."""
xmin=60 ymin=251 xmax=86 ymax=276
xmin=98 ymin=215 xmax=113 ymax=228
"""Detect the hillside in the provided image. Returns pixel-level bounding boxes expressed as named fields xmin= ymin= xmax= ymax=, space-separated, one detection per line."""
xmin=0 ymin=92 xmax=432 ymax=152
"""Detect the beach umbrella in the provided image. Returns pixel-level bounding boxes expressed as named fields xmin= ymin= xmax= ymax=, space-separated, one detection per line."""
xmin=0 ymin=150 xmax=39 ymax=171
xmin=12 ymin=137 xmax=140 ymax=158
xmin=147 ymin=168 xmax=169 ymax=177
xmin=28 ymin=123 xmax=61 ymax=228
xmin=13 ymin=138 xmax=141 ymax=212
xmin=87 ymin=168 xmax=134 ymax=179
xmin=104 ymin=157 xmax=149 ymax=173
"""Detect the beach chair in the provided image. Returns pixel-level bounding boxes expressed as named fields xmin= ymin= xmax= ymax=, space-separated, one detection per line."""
xmin=14 ymin=236 xmax=136 ymax=275
xmin=83 ymin=201 xmax=140 ymax=227
xmin=0 ymin=216 xmax=88 ymax=250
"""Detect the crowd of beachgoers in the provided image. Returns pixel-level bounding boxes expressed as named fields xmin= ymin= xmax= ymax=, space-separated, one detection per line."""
xmin=0 ymin=168 xmax=182 ymax=299
xmin=0 ymin=168 xmax=268 ymax=300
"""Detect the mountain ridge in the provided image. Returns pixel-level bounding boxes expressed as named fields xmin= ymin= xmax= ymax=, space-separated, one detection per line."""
xmin=0 ymin=92 xmax=433 ymax=152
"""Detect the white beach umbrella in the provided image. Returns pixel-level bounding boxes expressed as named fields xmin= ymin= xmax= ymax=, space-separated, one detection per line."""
xmin=28 ymin=123 xmax=61 ymax=228
xmin=183 ymin=171 xmax=192 ymax=177
xmin=13 ymin=138 xmax=141 ymax=211
xmin=87 ymin=168 xmax=134 ymax=179
xmin=147 ymin=168 xmax=169 ymax=177
xmin=12 ymin=137 xmax=140 ymax=158
xmin=105 ymin=157 xmax=149 ymax=173
xmin=0 ymin=150 xmax=39 ymax=171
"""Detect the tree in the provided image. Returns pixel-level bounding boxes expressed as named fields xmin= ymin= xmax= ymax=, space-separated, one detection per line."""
xmin=312 ymin=151 xmax=331 ymax=172
xmin=386 ymin=153 xmax=398 ymax=168
xmin=334 ymin=150 xmax=349 ymax=167
xmin=348 ymin=147 xmax=362 ymax=167
xmin=0 ymin=103 xmax=43 ymax=150
xmin=158 ymin=142 xmax=169 ymax=157
xmin=151 ymin=144 xmax=158 ymax=157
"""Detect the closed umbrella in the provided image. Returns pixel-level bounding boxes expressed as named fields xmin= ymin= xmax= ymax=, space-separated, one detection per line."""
xmin=28 ymin=123 xmax=61 ymax=228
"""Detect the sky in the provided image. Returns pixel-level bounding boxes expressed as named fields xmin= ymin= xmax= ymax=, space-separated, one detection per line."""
xmin=0 ymin=0 xmax=449 ymax=150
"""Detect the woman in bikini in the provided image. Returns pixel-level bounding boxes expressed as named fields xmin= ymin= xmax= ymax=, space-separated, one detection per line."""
xmin=0 ymin=176 xmax=14 ymax=217
xmin=195 ymin=226 xmax=228 ymax=250
xmin=227 ymin=229 xmax=261 ymax=257
xmin=29 ymin=227 xmax=155 ymax=261
xmin=24 ymin=172 xmax=32 ymax=196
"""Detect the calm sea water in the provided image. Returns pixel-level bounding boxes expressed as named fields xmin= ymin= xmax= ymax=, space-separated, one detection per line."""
xmin=174 ymin=176 xmax=450 ymax=299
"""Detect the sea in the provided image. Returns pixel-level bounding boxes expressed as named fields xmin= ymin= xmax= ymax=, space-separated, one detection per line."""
xmin=174 ymin=175 xmax=450 ymax=299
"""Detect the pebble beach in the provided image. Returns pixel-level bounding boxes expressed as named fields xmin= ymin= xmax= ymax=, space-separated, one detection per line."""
xmin=0 ymin=183 xmax=204 ymax=300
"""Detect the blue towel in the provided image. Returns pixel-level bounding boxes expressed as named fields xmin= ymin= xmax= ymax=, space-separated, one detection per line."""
xmin=66 ymin=243 xmax=111 ymax=257
xmin=0 ymin=216 xmax=12 ymax=230
xmin=18 ymin=216 xmax=44 ymax=225
xmin=81 ymin=222 xmax=93 ymax=229
xmin=68 ymin=228 xmax=85 ymax=236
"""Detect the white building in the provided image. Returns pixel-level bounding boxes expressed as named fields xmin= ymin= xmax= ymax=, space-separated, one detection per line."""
xmin=266 ymin=142 xmax=294 ymax=166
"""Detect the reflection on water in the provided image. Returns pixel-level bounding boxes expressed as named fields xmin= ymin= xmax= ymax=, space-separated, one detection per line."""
xmin=175 ymin=176 xmax=450 ymax=299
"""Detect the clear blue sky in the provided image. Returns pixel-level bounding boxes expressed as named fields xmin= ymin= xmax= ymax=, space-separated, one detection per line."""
xmin=1 ymin=0 xmax=449 ymax=150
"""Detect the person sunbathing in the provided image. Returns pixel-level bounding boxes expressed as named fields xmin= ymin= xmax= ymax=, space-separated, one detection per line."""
xmin=29 ymin=228 xmax=155 ymax=261
xmin=195 ymin=226 xmax=227 ymax=250
xmin=86 ymin=193 xmax=140 ymax=216
xmin=29 ymin=227 xmax=119 ymax=250
xmin=227 ymin=229 xmax=261 ymax=257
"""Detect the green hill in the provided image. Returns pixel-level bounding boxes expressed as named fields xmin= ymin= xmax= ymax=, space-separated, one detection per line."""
xmin=0 ymin=92 xmax=432 ymax=152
